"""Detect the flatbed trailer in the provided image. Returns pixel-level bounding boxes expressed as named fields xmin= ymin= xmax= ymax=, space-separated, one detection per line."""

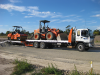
xmin=1 ymin=28 xmax=94 ymax=52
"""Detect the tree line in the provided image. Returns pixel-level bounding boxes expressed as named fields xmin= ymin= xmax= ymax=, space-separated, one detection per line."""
xmin=0 ymin=25 xmax=100 ymax=36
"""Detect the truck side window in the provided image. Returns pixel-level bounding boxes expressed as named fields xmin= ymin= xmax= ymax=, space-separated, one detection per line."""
xmin=77 ymin=30 xmax=80 ymax=36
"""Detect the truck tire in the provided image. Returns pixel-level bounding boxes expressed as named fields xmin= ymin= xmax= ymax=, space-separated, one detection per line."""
xmin=34 ymin=33 xmax=40 ymax=40
xmin=46 ymin=32 xmax=54 ymax=40
xmin=8 ymin=37 xmax=11 ymax=40
xmin=40 ymin=42 xmax=46 ymax=49
xmin=77 ymin=43 xmax=85 ymax=51
xmin=17 ymin=37 xmax=20 ymax=41
xmin=34 ymin=42 xmax=40 ymax=48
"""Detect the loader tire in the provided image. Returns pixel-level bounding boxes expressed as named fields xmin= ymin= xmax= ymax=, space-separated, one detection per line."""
xmin=34 ymin=33 xmax=40 ymax=40
xmin=46 ymin=32 xmax=54 ymax=40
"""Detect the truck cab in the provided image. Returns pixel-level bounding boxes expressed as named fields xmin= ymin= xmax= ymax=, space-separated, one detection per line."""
xmin=75 ymin=29 xmax=94 ymax=51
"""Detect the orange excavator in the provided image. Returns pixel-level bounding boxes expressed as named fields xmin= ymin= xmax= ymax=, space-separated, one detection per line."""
xmin=7 ymin=26 xmax=27 ymax=41
xmin=34 ymin=20 xmax=59 ymax=40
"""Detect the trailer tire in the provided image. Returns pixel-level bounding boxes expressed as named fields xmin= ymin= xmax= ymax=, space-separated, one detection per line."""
xmin=34 ymin=42 xmax=40 ymax=48
xmin=8 ymin=37 xmax=11 ymax=40
xmin=34 ymin=33 xmax=40 ymax=40
xmin=77 ymin=43 xmax=85 ymax=51
xmin=40 ymin=42 xmax=46 ymax=49
xmin=46 ymin=32 xmax=54 ymax=40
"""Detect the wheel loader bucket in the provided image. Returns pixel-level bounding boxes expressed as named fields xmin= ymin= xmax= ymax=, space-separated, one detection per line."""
xmin=57 ymin=33 xmax=68 ymax=41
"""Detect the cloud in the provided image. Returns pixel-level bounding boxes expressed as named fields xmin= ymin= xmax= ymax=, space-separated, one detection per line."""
xmin=0 ymin=4 xmax=57 ymax=18
xmin=9 ymin=0 xmax=21 ymax=3
xmin=0 ymin=4 xmax=26 ymax=12
xmin=80 ymin=10 xmax=85 ymax=12
xmin=91 ymin=14 xmax=100 ymax=17
xmin=0 ymin=25 xmax=3 ymax=26
xmin=51 ymin=15 xmax=62 ymax=18
xmin=50 ymin=19 xmax=59 ymax=22
xmin=97 ymin=26 xmax=100 ymax=29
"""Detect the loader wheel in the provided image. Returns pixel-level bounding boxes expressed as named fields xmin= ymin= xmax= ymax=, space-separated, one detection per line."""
xmin=34 ymin=42 xmax=40 ymax=48
xmin=17 ymin=37 xmax=20 ymax=41
xmin=77 ymin=43 xmax=85 ymax=52
xmin=46 ymin=32 xmax=54 ymax=40
xmin=34 ymin=33 xmax=40 ymax=40
xmin=40 ymin=42 xmax=46 ymax=49
xmin=8 ymin=37 xmax=11 ymax=40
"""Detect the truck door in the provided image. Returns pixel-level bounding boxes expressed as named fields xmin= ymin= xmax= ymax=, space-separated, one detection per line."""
xmin=76 ymin=30 xmax=81 ymax=41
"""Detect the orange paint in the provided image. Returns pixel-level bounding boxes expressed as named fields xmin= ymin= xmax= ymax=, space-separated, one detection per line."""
xmin=68 ymin=28 xmax=73 ymax=43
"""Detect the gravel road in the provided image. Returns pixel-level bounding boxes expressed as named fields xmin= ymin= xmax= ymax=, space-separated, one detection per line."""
xmin=0 ymin=44 xmax=100 ymax=73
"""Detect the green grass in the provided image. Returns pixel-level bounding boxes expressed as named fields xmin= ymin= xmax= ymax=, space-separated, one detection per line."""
xmin=41 ymin=63 xmax=62 ymax=75
xmin=11 ymin=59 xmax=100 ymax=75
xmin=11 ymin=59 xmax=34 ymax=75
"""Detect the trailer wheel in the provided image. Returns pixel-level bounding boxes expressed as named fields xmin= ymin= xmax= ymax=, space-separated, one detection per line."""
xmin=34 ymin=33 xmax=40 ymax=40
xmin=46 ymin=32 xmax=54 ymax=40
xmin=8 ymin=37 xmax=11 ymax=40
xmin=17 ymin=37 xmax=20 ymax=41
xmin=77 ymin=43 xmax=85 ymax=51
xmin=34 ymin=42 xmax=40 ymax=48
xmin=40 ymin=42 xmax=46 ymax=49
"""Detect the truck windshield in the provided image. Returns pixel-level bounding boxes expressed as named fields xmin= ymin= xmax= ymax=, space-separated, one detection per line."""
xmin=88 ymin=29 xmax=94 ymax=38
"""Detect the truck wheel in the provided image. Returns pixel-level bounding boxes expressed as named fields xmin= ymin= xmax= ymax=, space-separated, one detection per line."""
xmin=17 ymin=37 xmax=20 ymax=41
xmin=8 ymin=37 xmax=11 ymax=40
xmin=40 ymin=42 xmax=46 ymax=49
xmin=85 ymin=47 xmax=89 ymax=51
xmin=34 ymin=33 xmax=40 ymax=40
xmin=34 ymin=42 xmax=40 ymax=48
xmin=77 ymin=43 xmax=85 ymax=51
xmin=46 ymin=32 xmax=54 ymax=40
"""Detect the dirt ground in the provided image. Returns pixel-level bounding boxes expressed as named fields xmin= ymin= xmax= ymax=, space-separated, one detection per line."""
xmin=0 ymin=57 xmax=15 ymax=75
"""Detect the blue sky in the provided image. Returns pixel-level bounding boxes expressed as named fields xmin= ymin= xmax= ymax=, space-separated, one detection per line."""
xmin=0 ymin=0 xmax=100 ymax=33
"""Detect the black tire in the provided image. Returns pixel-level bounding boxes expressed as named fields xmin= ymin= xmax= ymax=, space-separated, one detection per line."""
xmin=34 ymin=42 xmax=40 ymax=48
xmin=77 ymin=43 xmax=85 ymax=51
xmin=34 ymin=33 xmax=40 ymax=40
xmin=85 ymin=47 xmax=89 ymax=51
xmin=8 ymin=37 xmax=11 ymax=40
xmin=48 ymin=43 xmax=53 ymax=49
xmin=17 ymin=37 xmax=20 ymax=41
xmin=40 ymin=42 xmax=46 ymax=49
xmin=46 ymin=32 xmax=54 ymax=40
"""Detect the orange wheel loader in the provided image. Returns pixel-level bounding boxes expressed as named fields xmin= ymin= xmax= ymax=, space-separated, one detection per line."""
xmin=34 ymin=20 xmax=59 ymax=40
xmin=7 ymin=26 xmax=27 ymax=41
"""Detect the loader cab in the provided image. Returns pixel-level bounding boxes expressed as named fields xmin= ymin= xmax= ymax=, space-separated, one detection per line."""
xmin=12 ymin=26 xmax=23 ymax=34
xmin=39 ymin=20 xmax=50 ymax=33
xmin=76 ymin=29 xmax=94 ymax=47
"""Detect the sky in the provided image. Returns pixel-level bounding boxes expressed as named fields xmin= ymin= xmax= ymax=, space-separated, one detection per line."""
xmin=0 ymin=0 xmax=100 ymax=33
